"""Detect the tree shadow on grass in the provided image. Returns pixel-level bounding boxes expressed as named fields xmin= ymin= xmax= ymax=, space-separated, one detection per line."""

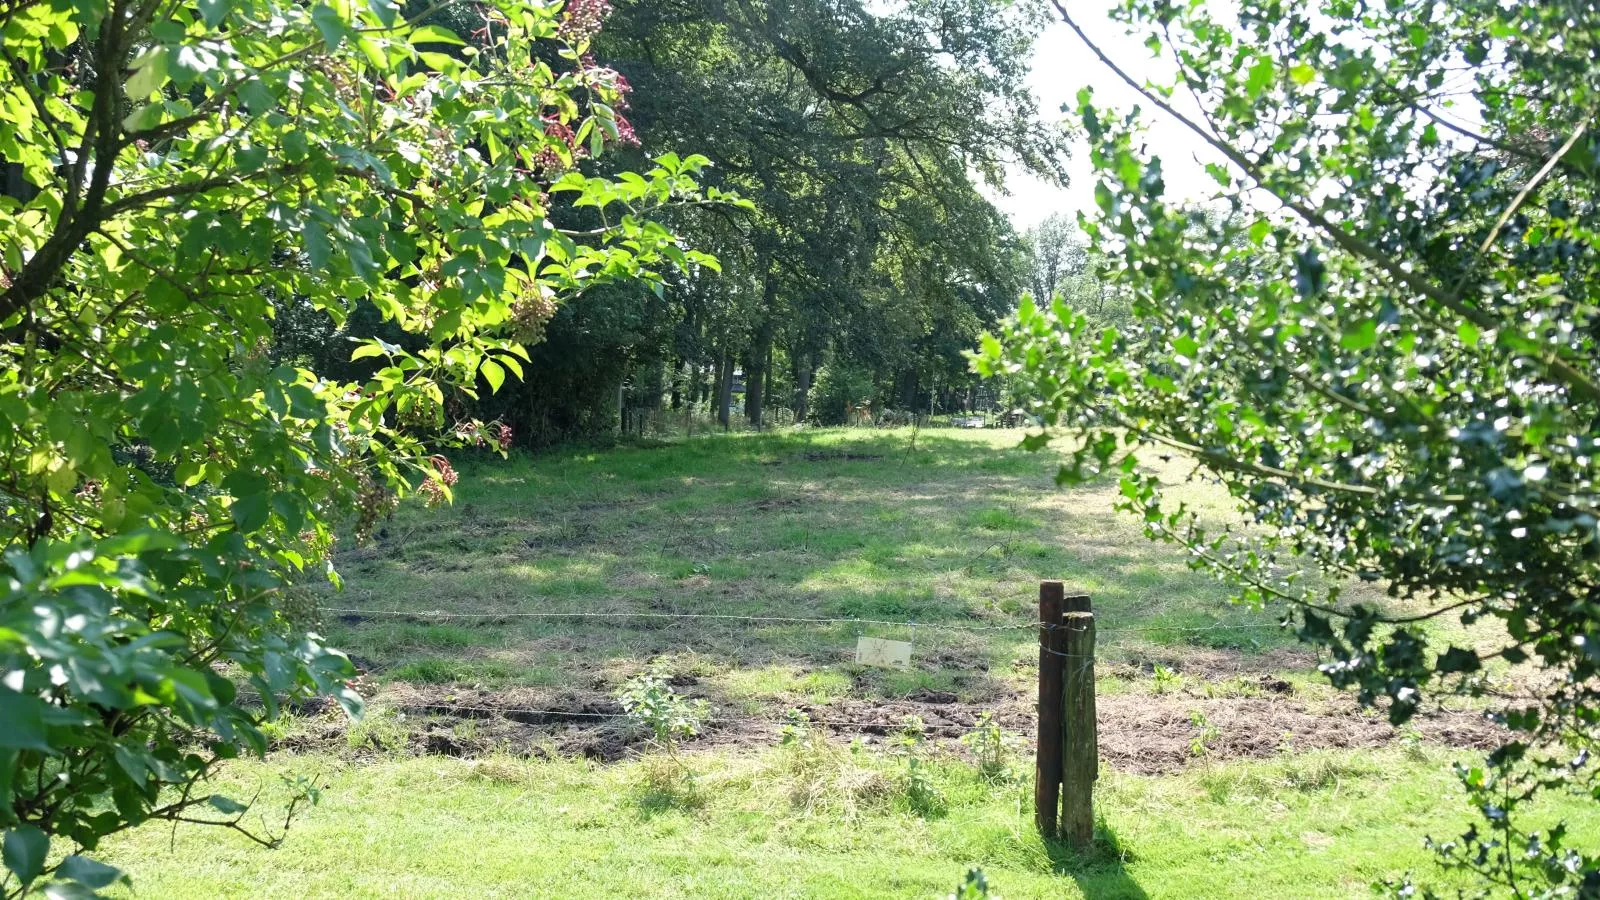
xmin=1045 ymin=822 xmax=1149 ymax=900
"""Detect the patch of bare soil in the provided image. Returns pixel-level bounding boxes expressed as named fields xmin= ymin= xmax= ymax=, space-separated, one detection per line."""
xmin=278 ymin=679 xmax=1503 ymax=775
xmin=1106 ymin=645 xmax=1319 ymax=681
xmin=1092 ymin=694 xmax=1502 ymax=775
xmin=373 ymin=683 xmax=763 ymax=762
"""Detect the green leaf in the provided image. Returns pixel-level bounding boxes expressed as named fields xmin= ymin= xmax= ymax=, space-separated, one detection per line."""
xmin=479 ymin=358 xmax=505 ymax=393
xmin=42 ymin=881 xmax=99 ymax=900
xmin=122 ymin=103 xmax=163 ymax=133
xmin=1340 ymin=319 xmax=1378 ymax=351
xmin=0 ymin=750 xmax=14 ymax=826
xmin=4 ymin=826 xmax=48 ymax=886
xmin=1245 ymin=57 xmax=1275 ymax=98
xmin=125 ymin=46 xmax=170 ymax=99
xmin=1457 ymin=321 xmax=1481 ymax=348
xmin=196 ymin=0 xmax=230 ymax=26
xmin=409 ymin=24 xmax=466 ymax=45
xmin=350 ymin=342 xmax=388 ymax=361
xmin=230 ymin=492 xmax=270 ymax=535
xmin=1288 ymin=63 xmax=1315 ymax=86
xmin=208 ymin=794 xmax=248 ymax=815
xmin=311 ymin=4 xmax=348 ymax=50
xmin=238 ymin=79 xmax=276 ymax=115
xmin=303 ymin=219 xmax=331 ymax=270
xmin=366 ymin=0 xmax=398 ymax=26
xmin=55 ymin=856 xmax=126 ymax=890
xmin=1436 ymin=647 xmax=1482 ymax=674
xmin=0 ymin=688 xmax=51 ymax=752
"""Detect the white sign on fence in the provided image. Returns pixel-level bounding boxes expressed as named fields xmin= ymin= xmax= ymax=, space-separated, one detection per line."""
xmin=855 ymin=636 xmax=913 ymax=669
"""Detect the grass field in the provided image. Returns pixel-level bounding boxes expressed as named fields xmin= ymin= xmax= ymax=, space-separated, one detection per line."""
xmin=101 ymin=428 xmax=1594 ymax=897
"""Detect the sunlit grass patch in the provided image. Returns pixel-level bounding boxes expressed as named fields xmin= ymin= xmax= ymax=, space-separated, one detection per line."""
xmin=327 ymin=428 xmax=1304 ymax=712
xmin=721 ymin=665 xmax=854 ymax=703
xmin=962 ymin=506 xmax=1040 ymax=532
xmin=101 ymin=747 xmax=1600 ymax=898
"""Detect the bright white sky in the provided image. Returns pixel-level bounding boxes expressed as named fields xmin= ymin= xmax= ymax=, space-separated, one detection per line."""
xmin=990 ymin=3 xmax=1217 ymax=230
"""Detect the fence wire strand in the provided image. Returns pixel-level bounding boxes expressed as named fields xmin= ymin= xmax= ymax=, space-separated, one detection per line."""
xmin=319 ymin=605 xmax=1286 ymax=637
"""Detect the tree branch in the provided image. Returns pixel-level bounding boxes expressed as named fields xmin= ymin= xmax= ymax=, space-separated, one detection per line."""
xmin=1050 ymin=0 xmax=1600 ymax=407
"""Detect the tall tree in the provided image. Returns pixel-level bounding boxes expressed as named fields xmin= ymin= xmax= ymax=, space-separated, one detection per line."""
xmin=586 ymin=0 xmax=1059 ymax=427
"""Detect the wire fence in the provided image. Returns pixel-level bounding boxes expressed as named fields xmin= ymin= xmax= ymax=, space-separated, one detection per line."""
xmin=237 ymin=691 xmax=1014 ymax=736
xmin=319 ymin=605 xmax=1288 ymax=639
xmin=280 ymin=602 xmax=1297 ymax=738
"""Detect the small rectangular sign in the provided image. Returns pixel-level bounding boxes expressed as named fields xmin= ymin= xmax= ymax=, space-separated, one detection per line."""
xmin=855 ymin=636 xmax=913 ymax=669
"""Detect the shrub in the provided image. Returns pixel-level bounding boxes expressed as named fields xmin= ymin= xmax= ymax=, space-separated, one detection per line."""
xmin=0 ymin=0 xmax=732 ymax=890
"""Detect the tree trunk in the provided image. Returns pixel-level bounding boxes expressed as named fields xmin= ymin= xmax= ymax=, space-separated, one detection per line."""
xmin=715 ymin=350 xmax=732 ymax=429
xmin=644 ymin=359 xmax=664 ymax=412
xmin=745 ymin=318 xmax=774 ymax=429
xmin=616 ymin=379 xmax=625 ymax=434
xmin=764 ymin=342 xmax=775 ymax=421
xmin=793 ymin=350 xmax=816 ymax=424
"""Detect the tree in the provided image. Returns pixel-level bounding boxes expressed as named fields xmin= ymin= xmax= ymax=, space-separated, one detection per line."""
xmin=1024 ymin=213 xmax=1084 ymax=303
xmin=577 ymin=0 xmax=1057 ymax=429
xmin=0 ymin=0 xmax=730 ymax=892
xmin=1023 ymin=213 xmax=1126 ymax=331
xmin=975 ymin=1 xmax=1600 ymax=894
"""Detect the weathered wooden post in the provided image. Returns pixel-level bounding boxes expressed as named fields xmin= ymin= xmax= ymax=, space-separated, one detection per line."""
xmin=1060 ymin=594 xmax=1097 ymax=848
xmin=1034 ymin=581 xmax=1065 ymax=836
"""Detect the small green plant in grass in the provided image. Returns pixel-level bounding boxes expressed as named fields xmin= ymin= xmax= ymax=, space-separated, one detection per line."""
xmin=469 ymin=755 xmax=530 ymax=786
xmin=346 ymin=707 xmax=409 ymax=755
xmin=1275 ymin=730 xmax=1295 ymax=755
xmin=634 ymin=754 xmax=706 ymax=815
xmin=950 ymin=868 xmax=995 ymax=899
xmin=256 ymin=717 xmax=299 ymax=745
xmin=960 ymin=712 xmax=1015 ymax=783
xmin=781 ymin=708 xmax=812 ymax=746
xmin=891 ymin=714 xmax=927 ymax=749
xmin=617 ymin=669 xmax=711 ymax=755
xmin=774 ymin=724 xmax=892 ymax=818
xmin=1151 ymin=664 xmax=1183 ymax=695
xmin=388 ymin=658 xmax=467 ymax=685
xmin=1187 ymin=709 xmax=1219 ymax=758
xmin=618 ymin=668 xmax=710 ymax=812
xmin=1397 ymin=723 xmax=1426 ymax=761
xmin=882 ymin=713 xmax=946 ymax=818
xmin=903 ymin=757 xmax=948 ymax=818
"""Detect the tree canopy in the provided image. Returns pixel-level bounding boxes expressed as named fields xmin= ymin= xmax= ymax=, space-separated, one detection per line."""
xmin=978 ymin=1 xmax=1600 ymax=893
xmin=453 ymin=0 xmax=1065 ymax=438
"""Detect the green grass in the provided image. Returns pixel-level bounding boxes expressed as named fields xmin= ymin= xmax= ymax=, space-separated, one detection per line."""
xmin=320 ymin=428 xmax=1302 ymax=703
xmin=99 ymin=747 xmax=1598 ymax=899
xmin=99 ymin=427 xmax=1574 ymax=896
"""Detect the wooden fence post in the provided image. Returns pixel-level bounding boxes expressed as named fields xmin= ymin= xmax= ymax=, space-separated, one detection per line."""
xmin=1060 ymin=598 xmax=1097 ymax=849
xmin=1034 ymin=581 xmax=1065 ymax=836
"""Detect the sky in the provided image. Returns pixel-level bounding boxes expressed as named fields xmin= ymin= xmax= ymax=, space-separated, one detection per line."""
xmin=989 ymin=2 xmax=1217 ymax=230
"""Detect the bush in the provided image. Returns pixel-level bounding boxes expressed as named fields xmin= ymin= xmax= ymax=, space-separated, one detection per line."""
xmin=0 ymin=0 xmax=730 ymax=892
xmin=808 ymin=362 xmax=879 ymax=425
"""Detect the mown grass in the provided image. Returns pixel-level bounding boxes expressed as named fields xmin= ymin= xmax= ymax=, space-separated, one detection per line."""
xmin=318 ymin=427 xmax=1306 ymax=702
xmin=101 ymin=427 xmax=1588 ymax=896
xmin=100 ymin=746 xmax=1598 ymax=899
